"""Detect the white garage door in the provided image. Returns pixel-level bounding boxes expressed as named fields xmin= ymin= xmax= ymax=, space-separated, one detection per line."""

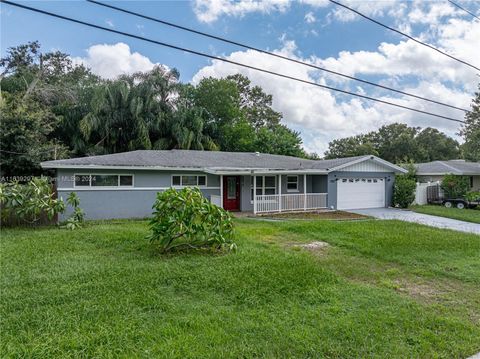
xmin=337 ymin=178 xmax=385 ymax=210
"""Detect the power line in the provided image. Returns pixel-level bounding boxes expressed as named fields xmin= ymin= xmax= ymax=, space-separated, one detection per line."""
xmin=448 ymin=0 xmax=480 ymax=21
xmin=329 ymin=0 xmax=480 ymax=72
xmin=0 ymin=0 xmax=465 ymax=124
xmin=0 ymin=148 xmax=52 ymax=155
xmin=87 ymin=0 xmax=468 ymax=113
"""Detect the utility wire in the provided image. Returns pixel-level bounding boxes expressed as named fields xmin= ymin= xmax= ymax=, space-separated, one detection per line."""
xmin=0 ymin=148 xmax=53 ymax=155
xmin=448 ymin=0 xmax=480 ymax=21
xmin=0 ymin=0 xmax=465 ymax=124
xmin=87 ymin=0 xmax=468 ymax=113
xmin=329 ymin=0 xmax=480 ymax=72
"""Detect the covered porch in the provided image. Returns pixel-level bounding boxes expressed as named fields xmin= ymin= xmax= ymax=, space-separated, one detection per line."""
xmin=252 ymin=173 xmax=328 ymax=214
xmin=211 ymin=171 xmax=329 ymax=214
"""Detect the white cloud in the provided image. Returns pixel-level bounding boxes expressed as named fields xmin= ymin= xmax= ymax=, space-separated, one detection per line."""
xmin=304 ymin=11 xmax=316 ymax=23
xmin=330 ymin=0 xmax=401 ymax=23
xmin=408 ymin=1 xmax=459 ymax=25
xmin=317 ymin=18 xmax=479 ymax=90
xmin=193 ymin=0 xmax=291 ymax=23
xmin=191 ymin=25 xmax=475 ymax=154
xmin=192 ymin=0 xmax=330 ymax=23
xmin=105 ymin=19 xmax=114 ymax=28
xmin=72 ymin=43 xmax=158 ymax=79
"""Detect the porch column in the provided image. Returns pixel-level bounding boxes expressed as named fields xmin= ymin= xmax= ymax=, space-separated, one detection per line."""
xmin=278 ymin=174 xmax=282 ymax=212
xmin=220 ymin=175 xmax=224 ymax=209
xmin=253 ymin=174 xmax=257 ymax=214
xmin=304 ymin=174 xmax=307 ymax=211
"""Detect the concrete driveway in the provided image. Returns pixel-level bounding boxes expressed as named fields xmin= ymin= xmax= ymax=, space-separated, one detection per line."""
xmin=348 ymin=208 xmax=480 ymax=235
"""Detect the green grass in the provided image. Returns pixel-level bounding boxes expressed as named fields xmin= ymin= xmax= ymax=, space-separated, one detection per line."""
xmin=410 ymin=204 xmax=480 ymax=224
xmin=1 ymin=219 xmax=479 ymax=358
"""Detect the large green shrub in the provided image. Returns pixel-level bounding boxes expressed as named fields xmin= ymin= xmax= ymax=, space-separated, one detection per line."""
xmin=147 ymin=187 xmax=236 ymax=253
xmin=393 ymin=175 xmax=416 ymax=208
xmin=0 ymin=178 xmax=85 ymax=228
xmin=0 ymin=178 xmax=65 ymax=225
xmin=441 ymin=174 xmax=470 ymax=198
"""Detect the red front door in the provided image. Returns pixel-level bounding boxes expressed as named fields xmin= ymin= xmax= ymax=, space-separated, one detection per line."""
xmin=223 ymin=176 xmax=240 ymax=211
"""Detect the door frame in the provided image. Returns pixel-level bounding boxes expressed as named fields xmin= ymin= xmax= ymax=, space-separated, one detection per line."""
xmin=223 ymin=176 xmax=241 ymax=211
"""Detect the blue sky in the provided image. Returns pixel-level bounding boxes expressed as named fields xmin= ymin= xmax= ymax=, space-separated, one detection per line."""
xmin=2 ymin=0 xmax=479 ymax=155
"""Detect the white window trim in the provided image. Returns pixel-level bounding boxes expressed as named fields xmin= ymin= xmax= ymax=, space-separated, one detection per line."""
xmin=73 ymin=173 xmax=135 ymax=189
xmin=286 ymin=175 xmax=299 ymax=192
xmin=171 ymin=174 xmax=208 ymax=188
xmin=250 ymin=175 xmax=277 ymax=203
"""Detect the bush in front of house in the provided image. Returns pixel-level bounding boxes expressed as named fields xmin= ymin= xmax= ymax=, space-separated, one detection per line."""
xmin=0 ymin=178 xmax=85 ymax=229
xmin=62 ymin=192 xmax=85 ymax=230
xmin=441 ymin=174 xmax=470 ymax=199
xmin=147 ymin=187 xmax=236 ymax=253
xmin=0 ymin=177 xmax=65 ymax=226
xmin=393 ymin=175 xmax=416 ymax=208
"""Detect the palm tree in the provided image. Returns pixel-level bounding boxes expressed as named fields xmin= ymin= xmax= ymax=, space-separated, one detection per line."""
xmin=154 ymin=105 xmax=217 ymax=151
xmin=80 ymin=79 xmax=153 ymax=153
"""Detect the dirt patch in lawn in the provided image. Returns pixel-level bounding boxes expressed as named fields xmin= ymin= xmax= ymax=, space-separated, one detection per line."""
xmin=264 ymin=210 xmax=369 ymax=221
xmin=295 ymin=241 xmax=330 ymax=250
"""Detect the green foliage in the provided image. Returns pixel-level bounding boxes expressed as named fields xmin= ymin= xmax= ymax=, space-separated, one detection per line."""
xmin=465 ymin=191 xmax=480 ymax=202
xmin=325 ymin=123 xmax=460 ymax=163
xmin=0 ymin=93 xmax=69 ymax=176
xmin=2 ymin=42 xmax=309 ymax=176
xmin=441 ymin=174 xmax=470 ymax=198
xmin=460 ymin=84 xmax=480 ymax=161
xmin=62 ymin=192 xmax=85 ymax=230
xmin=0 ymin=177 xmax=65 ymax=225
xmin=147 ymin=187 xmax=235 ymax=253
xmin=415 ymin=127 xmax=460 ymax=162
xmin=393 ymin=175 xmax=416 ymax=208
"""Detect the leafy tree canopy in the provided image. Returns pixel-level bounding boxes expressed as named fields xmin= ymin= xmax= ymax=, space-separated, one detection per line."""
xmin=325 ymin=123 xmax=461 ymax=163
xmin=460 ymin=84 xmax=480 ymax=161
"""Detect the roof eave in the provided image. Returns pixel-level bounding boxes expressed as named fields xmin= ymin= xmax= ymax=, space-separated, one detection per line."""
xmin=328 ymin=155 xmax=408 ymax=174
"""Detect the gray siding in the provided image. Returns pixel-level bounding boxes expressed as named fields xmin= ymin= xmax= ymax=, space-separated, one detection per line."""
xmin=327 ymin=171 xmax=395 ymax=209
xmin=57 ymin=169 xmax=219 ymax=188
xmin=56 ymin=169 xmax=220 ymax=220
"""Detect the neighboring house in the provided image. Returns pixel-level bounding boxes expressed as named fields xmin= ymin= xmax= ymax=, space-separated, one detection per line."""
xmin=41 ymin=150 xmax=406 ymax=220
xmin=415 ymin=160 xmax=480 ymax=191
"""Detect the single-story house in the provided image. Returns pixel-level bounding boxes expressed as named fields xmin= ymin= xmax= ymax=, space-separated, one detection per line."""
xmin=41 ymin=150 xmax=407 ymax=220
xmin=415 ymin=160 xmax=480 ymax=190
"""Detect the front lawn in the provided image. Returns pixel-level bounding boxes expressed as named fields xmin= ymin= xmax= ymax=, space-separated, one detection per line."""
xmin=410 ymin=204 xmax=480 ymax=224
xmin=1 ymin=219 xmax=479 ymax=358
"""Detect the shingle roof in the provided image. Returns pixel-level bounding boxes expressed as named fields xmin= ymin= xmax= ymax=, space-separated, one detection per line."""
xmin=415 ymin=160 xmax=480 ymax=175
xmin=40 ymin=150 xmax=396 ymax=173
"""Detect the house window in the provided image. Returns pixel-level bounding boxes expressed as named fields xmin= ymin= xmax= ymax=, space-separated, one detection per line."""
xmin=171 ymin=175 xmax=207 ymax=187
xmin=75 ymin=175 xmax=91 ymax=187
xmin=286 ymin=175 xmax=298 ymax=191
xmin=470 ymin=176 xmax=474 ymax=188
xmin=120 ymin=175 xmax=133 ymax=186
xmin=74 ymin=174 xmax=134 ymax=187
xmin=251 ymin=175 xmax=276 ymax=200
xmin=92 ymin=175 xmax=118 ymax=187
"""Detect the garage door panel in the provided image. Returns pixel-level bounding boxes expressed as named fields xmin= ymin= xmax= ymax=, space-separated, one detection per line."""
xmin=337 ymin=178 xmax=385 ymax=210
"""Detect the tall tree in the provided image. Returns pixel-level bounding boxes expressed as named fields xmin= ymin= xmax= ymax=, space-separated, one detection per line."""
xmin=460 ymin=84 xmax=480 ymax=161
xmin=324 ymin=123 xmax=460 ymax=163
xmin=324 ymin=135 xmax=378 ymax=159
xmin=80 ymin=80 xmax=154 ymax=153
xmin=0 ymin=93 xmax=68 ymax=177
xmin=415 ymin=127 xmax=460 ymax=162
xmin=226 ymin=74 xmax=282 ymax=129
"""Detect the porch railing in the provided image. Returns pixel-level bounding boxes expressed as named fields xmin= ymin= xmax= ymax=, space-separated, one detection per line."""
xmin=254 ymin=193 xmax=328 ymax=214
